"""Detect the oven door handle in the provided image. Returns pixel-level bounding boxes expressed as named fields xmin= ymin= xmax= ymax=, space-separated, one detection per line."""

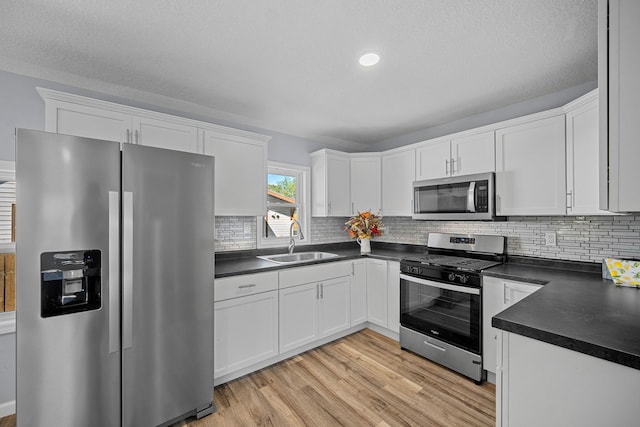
xmin=399 ymin=273 xmax=480 ymax=295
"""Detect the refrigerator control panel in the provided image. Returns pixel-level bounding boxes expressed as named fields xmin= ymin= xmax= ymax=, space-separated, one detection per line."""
xmin=40 ymin=250 xmax=101 ymax=317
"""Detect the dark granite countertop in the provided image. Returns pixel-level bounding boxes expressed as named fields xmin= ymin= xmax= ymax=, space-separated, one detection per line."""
xmin=487 ymin=258 xmax=640 ymax=371
xmin=214 ymin=241 xmax=424 ymax=278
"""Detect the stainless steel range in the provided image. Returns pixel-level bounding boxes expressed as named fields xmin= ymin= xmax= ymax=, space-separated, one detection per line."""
xmin=399 ymin=232 xmax=505 ymax=382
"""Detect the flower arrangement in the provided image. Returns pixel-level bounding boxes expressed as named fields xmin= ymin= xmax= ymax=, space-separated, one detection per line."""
xmin=345 ymin=211 xmax=384 ymax=239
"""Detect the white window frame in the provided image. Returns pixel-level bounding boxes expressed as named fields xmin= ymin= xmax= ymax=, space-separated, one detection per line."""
xmin=0 ymin=160 xmax=15 ymax=332
xmin=257 ymin=161 xmax=310 ymax=249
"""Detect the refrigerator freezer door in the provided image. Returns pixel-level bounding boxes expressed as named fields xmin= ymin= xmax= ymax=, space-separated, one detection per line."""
xmin=121 ymin=144 xmax=214 ymax=426
xmin=16 ymin=129 xmax=121 ymax=427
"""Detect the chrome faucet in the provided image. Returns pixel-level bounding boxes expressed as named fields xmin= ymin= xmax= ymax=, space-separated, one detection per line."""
xmin=288 ymin=219 xmax=305 ymax=254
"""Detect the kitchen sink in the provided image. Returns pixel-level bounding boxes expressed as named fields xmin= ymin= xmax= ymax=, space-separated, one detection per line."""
xmin=257 ymin=251 xmax=339 ymax=264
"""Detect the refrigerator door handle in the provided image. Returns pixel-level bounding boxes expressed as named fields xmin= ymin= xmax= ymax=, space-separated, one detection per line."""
xmin=108 ymin=191 xmax=120 ymax=353
xmin=123 ymin=191 xmax=134 ymax=349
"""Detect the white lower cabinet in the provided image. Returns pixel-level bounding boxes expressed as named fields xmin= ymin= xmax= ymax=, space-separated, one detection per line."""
xmin=214 ymin=291 xmax=279 ymax=378
xmin=214 ymin=271 xmax=279 ymax=379
xmin=350 ymin=259 xmax=368 ymax=325
xmin=278 ymin=262 xmax=352 ymax=353
xmin=214 ymin=258 xmax=401 ymax=384
xmin=366 ymin=258 xmax=388 ymax=328
xmin=279 ymin=282 xmax=321 ymax=353
xmin=482 ymin=276 xmax=542 ymax=379
xmin=497 ymin=332 xmax=640 ymax=427
xmin=386 ymin=261 xmax=400 ymax=334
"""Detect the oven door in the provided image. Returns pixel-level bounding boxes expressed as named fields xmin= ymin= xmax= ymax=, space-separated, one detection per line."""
xmin=399 ymin=273 xmax=481 ymax=354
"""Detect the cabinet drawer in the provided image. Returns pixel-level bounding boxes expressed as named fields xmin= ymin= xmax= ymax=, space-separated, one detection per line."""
xmin=279 ymin=261 xmax=352 ymax=289
xmin=215 ymin=271 xmax=278 ymax=302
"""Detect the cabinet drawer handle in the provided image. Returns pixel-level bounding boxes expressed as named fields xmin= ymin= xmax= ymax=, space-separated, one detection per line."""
xmin=238 ymin=284 xmax=257 ymax=289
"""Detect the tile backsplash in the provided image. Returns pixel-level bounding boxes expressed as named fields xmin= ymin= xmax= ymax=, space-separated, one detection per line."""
xmin=216 ymin=215 xmax=640 ymax=263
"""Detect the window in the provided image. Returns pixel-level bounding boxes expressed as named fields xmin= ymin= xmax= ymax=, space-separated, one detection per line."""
xmin=257 ymin=162 xmax=310 ymax=248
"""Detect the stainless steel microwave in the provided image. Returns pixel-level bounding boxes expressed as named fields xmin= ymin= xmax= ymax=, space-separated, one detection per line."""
xmin=412 ymin=172 xmax=500 ymax=220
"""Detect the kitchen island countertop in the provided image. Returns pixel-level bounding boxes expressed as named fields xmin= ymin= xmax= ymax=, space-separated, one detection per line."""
xmin=486 ymin=260 xmax=640 ymax=371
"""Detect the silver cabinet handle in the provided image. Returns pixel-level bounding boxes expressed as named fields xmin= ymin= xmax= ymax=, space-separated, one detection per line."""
xmin=108 ymin=191 xmax=120 ymax=354
xmin=320 ymin=282 xmax=324 ymax=299
xmin=316 ymin=283 xmax=320 ymax=299
xmin=123 ymin=191 xmax=134 ymax=350
xmin=134 ymin=129 xmax=139 ymax=144
xmin=567 ymin=190 xmax=573 ymax=209
xmin=451 ymin=157 xmax=457 ymax=174
xmin=445 ymin=159 xmax=450 ymax=175
xmin=126 ymin=129 xmax=131 ymax=143
xmin=238 ymin=284 xmax=256 ymax=289
xmin=352 ymin=202 xmax=355 ymax=215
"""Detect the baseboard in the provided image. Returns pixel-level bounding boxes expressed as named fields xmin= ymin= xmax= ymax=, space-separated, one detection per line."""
xmin=0 ymin=400 xmax=16 ymax=417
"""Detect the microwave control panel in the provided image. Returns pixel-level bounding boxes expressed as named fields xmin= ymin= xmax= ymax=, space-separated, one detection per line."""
xmin=474 ymin=181 xmax=489 ymax=212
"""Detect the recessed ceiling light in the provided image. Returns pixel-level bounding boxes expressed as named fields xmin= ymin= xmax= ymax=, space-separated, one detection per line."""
xmin=359 ymin=52 xmax=381 ymax=67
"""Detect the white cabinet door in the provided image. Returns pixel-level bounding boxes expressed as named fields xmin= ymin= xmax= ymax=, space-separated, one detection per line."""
xmin=133 ymin=116 xmax=199 ymax=153
xmin=279 ymin=282 xmax=319 ymax=353
xmin=495 ymin=115 xmax=566 ymax=215
xmin=483 ymin=276 xmax=542 ymax=378
xmin=386 ymin=261 xmax=400 ymax=334
xmin=203 ymin=130 xmax=267 ymax=216
xmin=214 ymin=290 xmax=278 ymax=378
xmin=310 ymin=150 xmax=351 ymax=217
xmin=350 ymin=155 xmax=381 ymax=215
xmin=451 ymin=131 xmax=495 ymax=176
xmin=326 ymin=154 xmax=351 ymax=216
xmin=500 ymin=332 xmax=640 ymax=427
xmin=366 ymin=258 xmax=388 ymax=328
xmin=350 ymin=259 xmax=367 ymax=325
xmin=415 ymin=139 xmax=451 ymax=180
xmin=599 ymin=0 xmax=640 ymax=212
xmin=51 ymin=101 xmax=131 ymax=143
xmin=318 ymin=276 xmax=351 ymax=338
xmin=482 ymin=277 xmax=504 ymax=375
xmin=566 ymin=94 xmax=608 ymax=215
xmin=382 ymin=149 xmax=416 ymax=216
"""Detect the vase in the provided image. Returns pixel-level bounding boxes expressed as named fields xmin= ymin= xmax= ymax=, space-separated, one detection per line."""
xmin=357 ymin=237 xmax=371 ymax=254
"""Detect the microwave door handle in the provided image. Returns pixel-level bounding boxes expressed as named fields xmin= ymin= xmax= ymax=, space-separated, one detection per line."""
xmin=467 ymin=181 xmax=476 ymax=212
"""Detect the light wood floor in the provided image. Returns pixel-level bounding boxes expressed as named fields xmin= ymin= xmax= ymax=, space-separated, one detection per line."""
xmin=0 ymin=329 xmax=495 ymax=427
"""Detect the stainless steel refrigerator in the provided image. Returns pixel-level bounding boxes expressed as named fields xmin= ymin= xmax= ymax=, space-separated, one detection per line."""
xmin=15 ymin=129 xmax=215 ymax=426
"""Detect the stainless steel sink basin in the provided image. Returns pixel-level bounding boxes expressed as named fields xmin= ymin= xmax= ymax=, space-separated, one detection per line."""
xmin=257 ymin=251 xmax=339 ymax=264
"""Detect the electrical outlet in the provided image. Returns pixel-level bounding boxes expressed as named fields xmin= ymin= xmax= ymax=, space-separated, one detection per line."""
xmin=544 ymin=232 xmax=557 ymax=246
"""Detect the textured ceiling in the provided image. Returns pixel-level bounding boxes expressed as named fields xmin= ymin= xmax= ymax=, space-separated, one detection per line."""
xmin=0 ymin=0 xmax=598 ymax=148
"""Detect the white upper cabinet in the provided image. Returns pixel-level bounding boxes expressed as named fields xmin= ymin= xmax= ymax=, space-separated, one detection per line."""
xmin=415 ymin=130 xmax=495 ymax=180
xmin=350 ymin=154 xmax=381 ymax=215
xmin=451 ymin=131 xmax=496 ymax=176
xmin=415 ymin=138 xmax=451 ymax=180
xmin=203 ymin=129 xmax=268 ymax=216
xmin=38 ymin=88 xmax=271 ymax=217
xmin=599 ymin=0 xmax=640 ymax=212
xmin=495 ymin=114 xmax=566 ymax=216
xmin=565 ymin=91 xmax=609 ymax=215
xmin=47 ymin=99 xmax=132 ymax=143
xmin=132 ymin=116 xmax=198 ymax=153
xmin=310 ymin=149 xmax=351 ymax=217
xmin=381 ymin=148 xmax=415 ymax=216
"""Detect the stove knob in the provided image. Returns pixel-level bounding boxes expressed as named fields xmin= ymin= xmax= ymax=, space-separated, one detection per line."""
xmin=460 ymin=275 xmax=469 ymax=284
xmin=448 ymin=273 xmax=456 ymax=281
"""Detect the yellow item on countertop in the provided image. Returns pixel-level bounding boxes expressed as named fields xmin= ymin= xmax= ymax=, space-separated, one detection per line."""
xmin=605 ymin=258 xmax=640 ymax=288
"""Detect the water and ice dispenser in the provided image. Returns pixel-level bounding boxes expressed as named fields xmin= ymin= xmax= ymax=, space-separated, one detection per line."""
xmin=40 ymin=250 xmax=102 ymax=317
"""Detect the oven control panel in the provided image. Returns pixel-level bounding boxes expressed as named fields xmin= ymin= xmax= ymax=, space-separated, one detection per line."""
xmin=400 ymin=263 xmax=481 ymax=287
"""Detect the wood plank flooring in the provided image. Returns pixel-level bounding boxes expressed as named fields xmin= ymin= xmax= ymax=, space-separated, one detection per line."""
xmin=176 ymin=329 xmax=495 ymax=426
xmin=0 ymin=329 xmax=495 ymax=427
